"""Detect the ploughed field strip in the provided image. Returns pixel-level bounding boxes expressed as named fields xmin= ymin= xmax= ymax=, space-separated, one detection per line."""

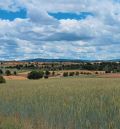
xmin=0 ymin=78 xmax=120 ymax=129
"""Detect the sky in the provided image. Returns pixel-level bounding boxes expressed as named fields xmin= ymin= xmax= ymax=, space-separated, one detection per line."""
xmin=0 ymin=0 xmax=120 ymax=60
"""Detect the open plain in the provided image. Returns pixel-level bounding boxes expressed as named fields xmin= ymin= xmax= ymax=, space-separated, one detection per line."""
xmin=0 ymin=77 xmax=120 ymax=129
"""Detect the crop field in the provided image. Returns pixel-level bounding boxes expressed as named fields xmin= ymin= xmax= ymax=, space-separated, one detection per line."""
xmin=0 ymin=78 xmax=120 ymax=129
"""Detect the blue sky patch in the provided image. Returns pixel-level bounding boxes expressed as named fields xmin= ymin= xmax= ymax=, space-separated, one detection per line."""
xmin=48 ymin=12 xmax=93 ymax=20
xmin=0 ymin=9 xmax=27 ymax=21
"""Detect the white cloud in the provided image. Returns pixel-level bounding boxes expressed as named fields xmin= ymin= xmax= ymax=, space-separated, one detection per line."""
xmin=0 ymin=0 xmax=120 ymax=60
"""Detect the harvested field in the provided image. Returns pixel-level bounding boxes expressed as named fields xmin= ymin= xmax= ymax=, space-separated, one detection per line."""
xmin=4 ymin=75 xmax=27 ymax=80
xmin=99 ymin=73 xmax=120 ymax=78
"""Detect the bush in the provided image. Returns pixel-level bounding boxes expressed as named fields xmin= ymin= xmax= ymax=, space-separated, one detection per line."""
xmin=80 ymin=72 xmax=84 ymax=74
xmin=5 ymin=70 xmax=11 ymax=76
xmin=44 ymin=75 xmax=49 ymax=79
xmin=63 ymin=72 xmax=68 ymax=77
xmin=45 ymin=70 xmax=50 ymax=76
xmin=13 ymin=71 xmax=17 ymax=75
xmin=86 ymin=72 xmax=91 ymax=75
xmin=0 ymin=69 xmax=3 ymax=75
xmin=69 ymin=72 xmax=75 ymax=76
xmin=75 ymin=71 xmax=79 ymax=76
xmin=0 ymin=76 xmax=6 ymax=83
xmin=105 ymin=71 xmax=111 ymax=73
xmin=27 ymin=71 xmax=44 ymax=80
xmin=95 ymin=72 xmax=98 ymax=74
xmin=52 ymin=71 xmax=55 ymax=76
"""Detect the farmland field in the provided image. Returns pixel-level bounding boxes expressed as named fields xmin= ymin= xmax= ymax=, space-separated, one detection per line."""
xmin=0 ymin=77 xmax=120 ymax=129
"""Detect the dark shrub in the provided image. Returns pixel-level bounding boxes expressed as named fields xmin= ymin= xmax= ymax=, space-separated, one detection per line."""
xmin=63 ymin=72 xmax=68 ymax=77
xmin=95 ymin=71 xmax=98 ymax=74
xmin=75 ymin=71 xmax=79 ymax=76
xmin=0 ymin=69 xmax=3 ymax=75
xmin=69 ymin=72 xmax=75 ymax=76
xmin=45 ymin=70 xmax=50 ymax=76
xmin=105 ymin=71 xmax=111 ymax=73
xmin=13 ymin=71 xmax=17 ymax=75
xmin=27 ymin=71 xmax=44 ymax=80
xmin=86 ymin=72 xmax=91 ymax=75
xmin=80 ymin=72 xmax=84 ymax=74
xmin=52 ymin=71 xmax=55 ymax=76
xmin=44 ymin=75 xmax=49 ymax=79
xmin=0 ymin=76 xmax=6 ymax=83
xmin=5 ymin=70 xmax=11 ymax=76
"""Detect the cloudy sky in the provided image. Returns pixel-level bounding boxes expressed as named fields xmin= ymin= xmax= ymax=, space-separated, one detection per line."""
xmin=0 ymin=0 xmax=120 ymax=60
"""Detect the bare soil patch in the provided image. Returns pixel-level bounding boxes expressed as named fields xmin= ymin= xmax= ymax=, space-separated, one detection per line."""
xmin=99 ymin=73 xmax=120 ymax=78
xmin=4 ymin=75 xmax=27 ymax=80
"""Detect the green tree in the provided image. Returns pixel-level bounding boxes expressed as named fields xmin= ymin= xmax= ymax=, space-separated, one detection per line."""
xmin=52 ymin=71 xmax=55 ymax=76
xmin=5 ymin=70 xmax=11 ymax=76
xmin=0 ymin=69 xmax=3 ymax=75
xmin=69 ymin=72 xmax=75 ymax=76
xmin=27 ymin=71 xmax=44 ymax=80
xmin=63 ymin=72 xmax=68 ymax=77
xmin=13 ymin=71 xmax=17 ymax=75
xmin=45 ymin=70 xmax=50 ymax=76
xmin=75 ymin=71 xmax=79 ymax=76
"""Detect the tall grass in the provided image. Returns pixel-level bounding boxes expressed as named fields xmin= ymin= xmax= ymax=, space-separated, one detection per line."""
xmin=0 ymin=78 xmax=120 ymax=129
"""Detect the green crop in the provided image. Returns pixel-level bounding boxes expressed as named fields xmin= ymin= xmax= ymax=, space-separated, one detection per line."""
xmin=0 ymin=78 xmax=120 ymax=129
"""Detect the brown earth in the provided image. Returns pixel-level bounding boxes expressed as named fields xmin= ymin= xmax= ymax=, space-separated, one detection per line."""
xmin=4 ymin=71 xmax=120 ymax=80
xmin=99 ymin=73 xmax=120 ymax=78
xmin=4 ymin=75 xmax=27 ymax=80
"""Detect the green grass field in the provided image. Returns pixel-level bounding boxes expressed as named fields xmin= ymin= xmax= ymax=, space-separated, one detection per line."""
xmin=0 ymin=78 xmax=120 ymax=129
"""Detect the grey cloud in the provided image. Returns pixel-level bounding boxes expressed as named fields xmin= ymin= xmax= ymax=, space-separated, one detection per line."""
xmin=0 ymin=0 xmax=120 ymax=60
xmin=44 ymin=32 xmax=93 ymax=41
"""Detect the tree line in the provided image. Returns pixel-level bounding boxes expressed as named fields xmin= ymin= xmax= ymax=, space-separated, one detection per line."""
xmin=0 ymin=69 xmax=17 ymax=76
xmin=4 ymin=62 xmax=120 ymax=73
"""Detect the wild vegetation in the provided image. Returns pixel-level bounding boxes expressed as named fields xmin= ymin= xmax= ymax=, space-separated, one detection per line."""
xmin=0 ymin=78 xmax=120 ymax=129
xmin=0 ymin=75 xmax=6 ymax=83
xmin=0 ymin=69 xmax=17 ymax=76
xmin=27 ymin=70 xmax=44 ymax=79
xmin=2 ymin=61 xmax=120 ymax=73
